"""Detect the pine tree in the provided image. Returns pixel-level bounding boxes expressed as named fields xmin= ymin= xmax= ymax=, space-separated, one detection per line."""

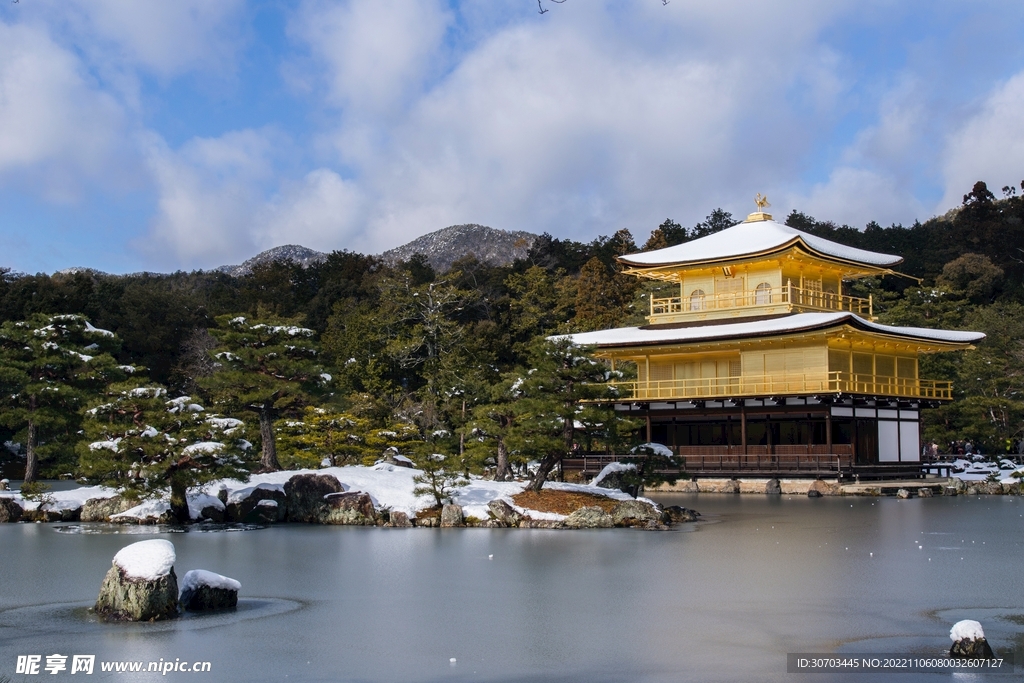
xmin=200 ymin=315 xmax=331 ymax=471
xmin=504 ymin=338 xmax=620 ymax=492
xmin=0 ymin=314 xmax=128 ymax=481
xmin=78 ymin=385 xmax=250 ymax=522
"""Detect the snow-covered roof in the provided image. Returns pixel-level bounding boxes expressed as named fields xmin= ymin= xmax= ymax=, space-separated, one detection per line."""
xmin=619 ymin=218 xmax=902 ymax=268
xmin=563 ymin=312 xmax=985 ymax=348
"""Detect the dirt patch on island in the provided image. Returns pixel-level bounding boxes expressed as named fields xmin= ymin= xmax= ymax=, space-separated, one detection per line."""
xmin=512 ymin=490 xmax=618 ymax=515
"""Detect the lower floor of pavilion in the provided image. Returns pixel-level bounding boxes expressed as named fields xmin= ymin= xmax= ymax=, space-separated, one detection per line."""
xmin=569 ymin=394 xmax=943 ymax=480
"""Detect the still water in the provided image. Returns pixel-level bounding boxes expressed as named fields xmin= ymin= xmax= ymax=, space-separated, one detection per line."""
xmin=2 ymin=493 xmax=1023 ymax=682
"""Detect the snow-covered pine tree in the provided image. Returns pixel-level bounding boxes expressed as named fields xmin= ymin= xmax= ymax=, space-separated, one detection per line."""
xmin=78 ymin=385 xmax=250 ymax=522
xmin=200 ymin=315 xmax=332 ymax=472
xmin=0 ymin=314 xmax=130 ymax=482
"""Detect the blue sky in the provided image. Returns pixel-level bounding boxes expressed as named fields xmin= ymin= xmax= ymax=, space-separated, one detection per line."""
xmin=2 ymin=0 xmax=1024 ymax=274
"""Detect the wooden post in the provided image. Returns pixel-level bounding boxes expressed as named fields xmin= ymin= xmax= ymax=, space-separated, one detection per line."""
xmin=741 ymin=403 xmax=747 ymax=455
xmin=645 ymin=414 xmax=652 ymax=443
xmin=826 ymin=409 xmax=833 ymax=453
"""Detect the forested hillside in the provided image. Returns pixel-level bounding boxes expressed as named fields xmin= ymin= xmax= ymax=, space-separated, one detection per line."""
xmin=2 ymin=180 xmax=1023 ymax=482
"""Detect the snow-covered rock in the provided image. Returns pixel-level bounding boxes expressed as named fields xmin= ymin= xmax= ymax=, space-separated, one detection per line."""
xmin=950 ymin=620 xmax=985 ymax=642
xmin=949 ymin=619 xmax=995 ymax=659
xmin=95 ymin=540 xmax=178 ymax=621
xmin=111 ymin=499 xmax=173 ymax=525
xmin=179 ymin=570 xmax=240 ymax=612
xmin=591 ymin=462 xmax=637 ymax=494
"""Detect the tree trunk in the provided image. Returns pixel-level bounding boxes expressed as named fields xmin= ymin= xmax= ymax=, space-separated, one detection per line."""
xmin=495 ymin=437 xmax=509 ymax=482
xmin=529 ymin=452 xmax=562 ymax=492
xmin=259 ymin=405 xmax=281 ymax=471
xmin=169 ymin=475 xmax=190 ymax=524
xmin=24 ymin=396 xmax=38 ymax=483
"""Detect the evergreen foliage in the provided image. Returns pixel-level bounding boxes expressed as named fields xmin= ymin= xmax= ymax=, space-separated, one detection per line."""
xmin=0 ymin=314 xmax=128 ymax=480
xmin=78 ymin=386 xmax=250 ymax=522
xmin=199 ymin=315 xmax=331 ymax=471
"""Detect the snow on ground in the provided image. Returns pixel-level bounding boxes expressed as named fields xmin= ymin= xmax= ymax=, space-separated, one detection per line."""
xmin=2 ymin=484 xmax=117 ymax=512
xmin=203 ymin=464 xmax=636 ymax=520
xmin=180 ymin=569 xmax=240 ymax=593
xmin=948 ymin=458 xmax=1024 ymax=483
xmin=2 ymin=463 xmax=644 ymax=522
xmin=950 ymin=620 xmax=985 ymax=641
xmin=113 ymin=539 xmax=175 ymax=580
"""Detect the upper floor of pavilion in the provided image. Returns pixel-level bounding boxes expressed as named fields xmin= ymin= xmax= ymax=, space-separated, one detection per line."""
xmin=619 ymin=203 xmax=905 ymax=325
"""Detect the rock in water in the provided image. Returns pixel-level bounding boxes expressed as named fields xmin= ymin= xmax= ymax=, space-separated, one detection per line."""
xmin=610 ymin=500 xmax=660 ymax=526
xmin=81 ymin=495 xmax=136 ymax=522
xmin=179 ymin=570 xmax=240 ymax=612
xmin=765 ymin=478 xmax=782 ymax=494
xmin=807 ymin=490 xmax=823 ymax=498
xmin=949 ymin=619 xmax=995 ymax=658
xmin=487 ymin=499 xmax=522 ymax=527
xmin=321 ymin=491 xmax=377 ymax=525
xmin=95 ymin=540 xmax=178 ymax=621
xmin=918 ymin=487 xmax=933 ymax=498
xmin=0 ymin=497 xmax=23 ymax=523
xmin=562 ymin=506 xmax=614 ymax=529
xmin=661 ymin=505 xmax=700 ymax=523
xmin=388 ymin=511 xmax=412 ymax=527
xmin=440 ymin=503 xmax=464 ymax=528
xmin=896 ymin=488 xmax=912 ymax=499
xmin=284 ymin=474 xmax=344 ymax=522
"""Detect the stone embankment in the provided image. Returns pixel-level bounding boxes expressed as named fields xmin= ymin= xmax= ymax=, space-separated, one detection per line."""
xmin=652 ymin=476 xmax=1022 ymax=497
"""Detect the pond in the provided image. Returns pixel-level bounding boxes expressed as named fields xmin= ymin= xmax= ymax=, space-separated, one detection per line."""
xmin=1 ymin=493 xmax=1022 ymax=682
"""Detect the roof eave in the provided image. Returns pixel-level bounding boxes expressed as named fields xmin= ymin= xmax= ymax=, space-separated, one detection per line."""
xmin=617 ymin=236 xmax=903 ymax=274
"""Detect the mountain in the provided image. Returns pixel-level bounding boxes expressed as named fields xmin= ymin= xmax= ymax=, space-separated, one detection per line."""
xmin=379 ymin=224 xmax=537 ymax=273
xmin=217 ymin=245 xmax=328 ymax=277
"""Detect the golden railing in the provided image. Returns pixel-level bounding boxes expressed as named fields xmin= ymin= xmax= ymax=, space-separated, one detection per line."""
xmin=610 ymin=371 xmax=951 ymax=400
xmin=650 ymin=282 xmax=872 ymax=317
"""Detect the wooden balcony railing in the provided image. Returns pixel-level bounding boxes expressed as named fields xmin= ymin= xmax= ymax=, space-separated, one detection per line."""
xmin=650 ymin=282 xmax=872 ymax=318
xmin=610 ymin=371 xmax=952 ymax=400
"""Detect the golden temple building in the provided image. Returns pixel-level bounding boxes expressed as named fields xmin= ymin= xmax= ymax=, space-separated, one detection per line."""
xmin=567 ymin=202 xmax=985 ymax=479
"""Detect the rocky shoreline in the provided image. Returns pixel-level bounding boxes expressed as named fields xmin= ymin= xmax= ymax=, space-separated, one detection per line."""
xmin=0 ymin=472 xmax=700 ymax=530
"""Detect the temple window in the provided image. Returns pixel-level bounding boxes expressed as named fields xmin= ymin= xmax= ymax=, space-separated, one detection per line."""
xmin=754 ymin=282 xmax=772 ymax=304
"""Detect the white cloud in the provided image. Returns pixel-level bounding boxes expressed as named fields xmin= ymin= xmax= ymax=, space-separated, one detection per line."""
xmin=257 ymin=169 xmax=365 ymax=252
xmin=940 ymin=71 xmax=1024 ymax=209
xmin=64 ymin=0 xmax=246 ymax=78
xmin=0 ymin=20 xmax=134 ymax=200
xmin=291 ymin=0 xmax=451 ymax=115
xmin=786 ymin=167 xmax=926 ymax=229
xmin=337 ymin=14 xmax=820 ymax=252
xmin=137 ymin=129 xmax=365 ymax=269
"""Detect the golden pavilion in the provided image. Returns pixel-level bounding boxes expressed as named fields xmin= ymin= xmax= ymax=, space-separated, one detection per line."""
xmin=567 ymin=200 xmax=985 ymax=479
